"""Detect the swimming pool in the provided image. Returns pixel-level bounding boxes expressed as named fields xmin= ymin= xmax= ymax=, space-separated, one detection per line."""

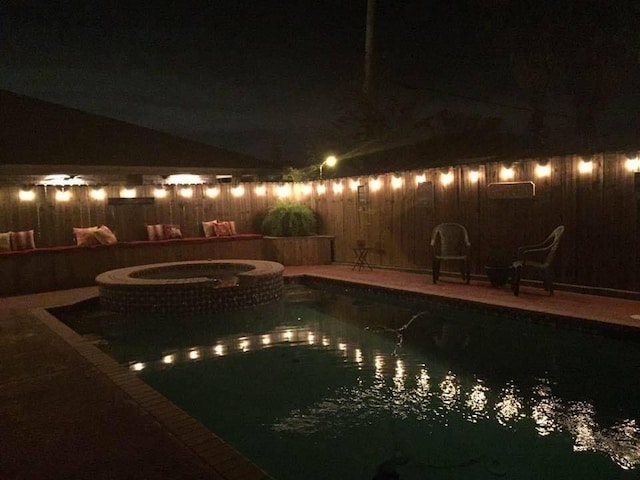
xmin=56 ymin=280 xmax=640 ymax=479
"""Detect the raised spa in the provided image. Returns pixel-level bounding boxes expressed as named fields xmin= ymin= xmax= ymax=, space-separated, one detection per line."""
xmin=96 ymin=260 xmax=284 ymax=315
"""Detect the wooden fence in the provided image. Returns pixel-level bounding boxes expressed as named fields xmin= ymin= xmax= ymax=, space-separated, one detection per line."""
xmin=1 ymin=151 xmax=638 ymax=291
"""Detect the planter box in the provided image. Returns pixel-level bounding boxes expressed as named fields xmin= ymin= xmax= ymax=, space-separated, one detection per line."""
xmin=263 ymin=236 xmax=334 ymax=266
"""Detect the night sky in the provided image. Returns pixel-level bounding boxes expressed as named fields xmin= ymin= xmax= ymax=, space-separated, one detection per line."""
xmin=1 ymin=1 xmax=639 ymax=166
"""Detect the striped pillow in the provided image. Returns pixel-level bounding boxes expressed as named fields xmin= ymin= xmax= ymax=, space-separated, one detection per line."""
xmin=202 ymin=220 xmax=217 ymax=238
xmin=146 ymin=224 xmax=165 ymax=241
xmin=11 ymin=230 xmax=36 ymax=251
xmin=0 ymin=231 xmax=12 ymax=251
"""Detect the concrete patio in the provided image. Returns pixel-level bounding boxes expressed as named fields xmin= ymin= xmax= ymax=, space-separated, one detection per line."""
xmin=2 ymin=265 xmax=639 ymax=479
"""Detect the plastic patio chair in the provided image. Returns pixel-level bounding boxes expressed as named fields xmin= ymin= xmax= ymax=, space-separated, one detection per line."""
xmin=430 ymin=223 xmax=471 ymax=284
xmin=511 ymin=225 xmax=565 ymax=296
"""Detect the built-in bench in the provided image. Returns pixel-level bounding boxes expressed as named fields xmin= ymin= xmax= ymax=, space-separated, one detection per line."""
xmin=0 ymin=234 xmax=265 ymax=296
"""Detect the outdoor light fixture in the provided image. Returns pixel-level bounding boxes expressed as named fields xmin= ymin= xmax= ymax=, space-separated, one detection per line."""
xmin=468 ymin=170 xmax=480 ymax=183
xmin=255 ymin=184 xmax=266 ymax=196
xmin=188 ymin=349 xmax=200 ymax=360
xmin=535 ymin=163 xmax=551 ymax=178
xmin=179 ymin=187 xmax=193 ymax=198
xmin=19 ymin=188 xmax=36 ymax=201
xmin=205 ymin=186 xmax=220 ymax=198
xmin=165 ymin=174 xmax=203 ymax=185
xmin=578 ymin=159 xmax=593 ymax=174
xmin=440 ymin=171 xmax=454 ymax=186
xmin=230 ymin=185 xmax=245 ymax=197
xmin=275 ymin=183 xmax=291 ymax=198
xmin=90 ymin=188 xmax=106 ymax=200
xmin=302 ymin=183 xmax=313 ymax=195
xmin=261 ymin=335 xmax=271 ymax=346
xmin=625 ymin=157 xmax=640 ymax=172
xmin=349 ymin=178 xmax=360 ymax=191
xmin=415 ymin=173 xmax=427 ymax=184
xmin=41 ymin=174 xmax=85 ymax=186
xmin=316 ymin=183 xmax=326 ymax=195
xmin=370 ymin=177 xmax=382 ymax=192
xmin=332 ymin=181 xmax=343 ymax=194
xmin=391 ymin=175 xmax=403 ymax=189
xmin=55 ymin=189 xmax=71 ymax=202
xmin=120 ymin=187 xmax=137 ymax=198
xmin=153 ymin=187 xmax=167 ymax=198
xmin=500 ymin=166 xmax=515 ymax=180
xmin=319 ymin=155 xmax=338 ymax=179
xmin=213 ymin=344 xmax=226 ymax=356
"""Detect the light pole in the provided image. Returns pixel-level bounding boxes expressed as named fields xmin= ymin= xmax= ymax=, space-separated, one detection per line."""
xmin=319 ymin=155 xmax=338 ymax=179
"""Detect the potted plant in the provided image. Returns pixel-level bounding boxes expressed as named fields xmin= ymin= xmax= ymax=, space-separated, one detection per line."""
xmin=261 ymin=201 xmax=317 ymax=237
xmin=485 ymin=249 xmax=514 ymax=287
xmin=261 ymin=202 xmax=333 ymax=265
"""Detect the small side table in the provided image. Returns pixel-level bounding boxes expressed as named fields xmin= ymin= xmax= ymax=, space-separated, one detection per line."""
xmin=352 ymin=247 xmax=372 ymax=271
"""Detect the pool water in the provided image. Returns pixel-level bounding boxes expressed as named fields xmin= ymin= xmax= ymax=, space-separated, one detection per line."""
xmin=56 ymin=284 xmax=640 ymax=479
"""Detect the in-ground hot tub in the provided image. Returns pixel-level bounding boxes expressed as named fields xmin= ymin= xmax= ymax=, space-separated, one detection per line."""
xmin=96 ymin=260 xmax=284 ymax=315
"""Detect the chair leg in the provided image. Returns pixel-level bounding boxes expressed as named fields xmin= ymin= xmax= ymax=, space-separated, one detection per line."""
xmin=512 ymin=265 xmax=521 ymax=296
xmin=546 ymin=271 xmax=554 ymax=295
xmin=465 ymin=260 xmax=470 ymax=284
xmin=432 ymin=259 xmax=438 ymax=284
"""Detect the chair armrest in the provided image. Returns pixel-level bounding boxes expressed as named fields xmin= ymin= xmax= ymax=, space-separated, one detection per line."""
xmin=517 ymin=242 xmax=548 ymax=256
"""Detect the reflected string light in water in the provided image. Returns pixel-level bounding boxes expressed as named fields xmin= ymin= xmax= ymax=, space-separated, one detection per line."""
xmin=415 ymin=366 xmax=430 ymax=396
xmin=283 ymin=330 xmax=293 ymax=342
xmin=603 ymin=419 xmax=640 ymax=470
xmin=568 ymin=402 xmax=597 ymax=452
xmin=439 ymin=372 xmax=460 ymax=410
xmin=531 ymin=380 xmax=560 ymax=436
xmin=307 ymin=333 xmax=315 ymax=345
xmin=354 ymin=348 xmax=363 ymax=366
xmin=374 ymin=355 xmax=385 ymax=378
xmin=162 ymin=354 xmax=175 ymax=364
xmin=495 ymin=384 xmax=525 ymax=426
xmin=238 ymin=338 xmax=250 ymax=352
xmin=465 ymin=380 xmax=489 ymax=422
xmin=322 ymin=336 xmax=330 ymax=347
xmin=393 ymin=359 xmax=406 ymax=393
xmin=262 ymin=335 xmax=271 ymax=346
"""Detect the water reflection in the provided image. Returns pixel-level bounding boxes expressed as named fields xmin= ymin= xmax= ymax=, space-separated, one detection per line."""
xmin=125 ymin=321 xmax=640 ymax=471
xmin=465 ymin=381 xmax=489 ymax=422
xmin=495 ymin=383 xmax=525 ymax=426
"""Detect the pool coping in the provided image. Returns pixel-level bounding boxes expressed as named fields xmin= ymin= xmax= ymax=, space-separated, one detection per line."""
xmin=292 ymin=275 xmax=640 ymax=339
xmin=31 ymin=307 xmax=272 ymax=480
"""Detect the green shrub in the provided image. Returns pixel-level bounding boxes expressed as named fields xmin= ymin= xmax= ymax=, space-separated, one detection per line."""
xmin=261 ymin=202 xmax=317 ymax=236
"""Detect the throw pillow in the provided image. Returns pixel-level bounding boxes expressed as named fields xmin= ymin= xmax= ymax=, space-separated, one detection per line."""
xmin=163 ymin=224 xmax=182 ymax=239
xmin=0 ymin=231 xmax=12 ymax=251
xmin=202 ymin=220 xmax=217 ymax=238
xmin=73 ymin=226 xmax=99 ymax=246
xmin=94 ymin=225 xmax=118 ymax=245
xmin=11 ymin=230 xmax=36 ymax=251
xmin=213 ymin=221 xmax=231 ymax=236
xmin=146 ymin=224 xmax=165 ymax=241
